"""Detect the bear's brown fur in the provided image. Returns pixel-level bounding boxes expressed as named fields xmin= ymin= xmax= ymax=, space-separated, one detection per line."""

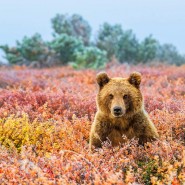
xmin=89 ymin=72 xmax=159 ymax=150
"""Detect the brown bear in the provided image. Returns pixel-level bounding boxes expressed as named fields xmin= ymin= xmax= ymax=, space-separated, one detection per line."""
xmin=89 ymin=72 xmax=159 ymax=150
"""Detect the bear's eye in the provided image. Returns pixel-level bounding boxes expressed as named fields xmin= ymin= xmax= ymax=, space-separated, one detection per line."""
xmin=123 ymin=94 xmax=128 ymax=99
xmin=109 ymin=94 xmax=113 ymax=99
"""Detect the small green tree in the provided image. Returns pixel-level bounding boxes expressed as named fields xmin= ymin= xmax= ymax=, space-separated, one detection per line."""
xmin=117 ymin=30 xmax=139 ymax=63
xmin=0 ymin=45 xmax=23 ymax=64
xmin=51 ymin=14 xmax=92 ymax=45
xmin=96 ymin=23 xmax=123 ymax=59
xmin=16 ymin=33 xmax=50 ymax=62
xmin=156 ymin=44 xmax=185 ymax=65
xmin=0 ymin=33 xmax=50 ymax=65
xmin=49 ymin=34 xmax=84 ymax=64
xmin=137 ymin=35 xmax=159 ymax=63
xmin=71 ymin=46 xmax=108 ymax=69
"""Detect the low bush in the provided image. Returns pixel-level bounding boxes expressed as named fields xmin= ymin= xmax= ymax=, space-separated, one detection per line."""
xmin=71 ymin=46 xmax=108 ymax=69
xmin=0 ymin=64 xmax=184 ymax=184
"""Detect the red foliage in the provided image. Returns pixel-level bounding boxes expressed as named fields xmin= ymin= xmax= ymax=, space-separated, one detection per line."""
xmin=0 ymin=64 xmax=184 ymax=184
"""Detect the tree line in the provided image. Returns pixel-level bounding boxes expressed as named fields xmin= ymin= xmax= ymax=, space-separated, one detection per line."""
xmin=0 ymin=14 xmax=185 ymax=68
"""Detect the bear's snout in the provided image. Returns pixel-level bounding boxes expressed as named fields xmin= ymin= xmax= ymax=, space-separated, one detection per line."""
xmin=113 ymin=106 xmax=124 ymax=117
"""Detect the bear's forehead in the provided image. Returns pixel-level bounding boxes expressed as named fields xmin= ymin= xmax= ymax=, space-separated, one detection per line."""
xmin=109 ymin=78 xmax=130 ymax=86
xmin=101 ymin=78 xmax=135 ymax=94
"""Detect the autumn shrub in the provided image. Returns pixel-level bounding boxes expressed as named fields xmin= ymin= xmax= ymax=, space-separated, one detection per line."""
xmin=0 ymin=64 xmax=184 ymax=184
xmin=0 ymin=113 xmax=55 ymax=152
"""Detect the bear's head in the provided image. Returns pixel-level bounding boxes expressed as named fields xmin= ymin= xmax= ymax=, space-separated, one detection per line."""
xmin=96 ymin=72 xmax=143 ymax=118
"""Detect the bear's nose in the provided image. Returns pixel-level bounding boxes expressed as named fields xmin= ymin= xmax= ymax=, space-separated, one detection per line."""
xmin=113 ymin=106 xmax=122 ymax=114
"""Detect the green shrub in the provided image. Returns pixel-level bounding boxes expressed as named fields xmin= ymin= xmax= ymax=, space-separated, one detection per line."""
xmin=96 ymin=22 xmax=123 ymax=59
xmin=0 ymin=45 xmax=23 ymax=64
xmin=49 ymin=34 xmax=84 ymax=64
xmin=117 ymin=30 xmax=139 ymax=63
xmin=0 ymin=33 xmax=50 ymax=65
xmin=16 ymin=33 xmax=50 ymax=62
xmin=156 ymin=44 xmax=185 ymax=65
xmin=71 ymin=46 xmax=108 ymax=69
xmin=96 ymin=24 xmax=139 ymax=63
xmin=137 ymin=35 xmax=159 ymax=63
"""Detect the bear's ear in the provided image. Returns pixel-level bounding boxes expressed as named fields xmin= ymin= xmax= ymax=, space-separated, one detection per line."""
xmin=128 ymin=72 xmax=141 ymax=88
xmin=96 ymin=72 xmax=110 ymax=88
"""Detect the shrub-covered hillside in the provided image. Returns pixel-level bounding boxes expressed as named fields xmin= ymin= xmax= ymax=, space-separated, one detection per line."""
xmin=0 ymin=64 xmax=184 ymax=184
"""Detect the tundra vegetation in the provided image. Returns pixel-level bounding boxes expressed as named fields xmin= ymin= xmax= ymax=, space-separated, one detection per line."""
xmin=0 ymin=64 xmax=184 ymax=184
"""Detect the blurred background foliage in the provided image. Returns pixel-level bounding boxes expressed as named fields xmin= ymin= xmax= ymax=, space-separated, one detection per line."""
xmin=0 ymin=13 xmax=185 ymax=68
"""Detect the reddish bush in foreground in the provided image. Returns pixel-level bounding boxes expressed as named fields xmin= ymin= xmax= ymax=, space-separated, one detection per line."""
xmin=0 ymin=64 xmax=184 ymax=184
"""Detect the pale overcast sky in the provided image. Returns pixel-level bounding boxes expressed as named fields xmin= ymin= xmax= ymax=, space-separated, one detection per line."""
xmin=0 ymin=0 xmax=185 ymax=61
